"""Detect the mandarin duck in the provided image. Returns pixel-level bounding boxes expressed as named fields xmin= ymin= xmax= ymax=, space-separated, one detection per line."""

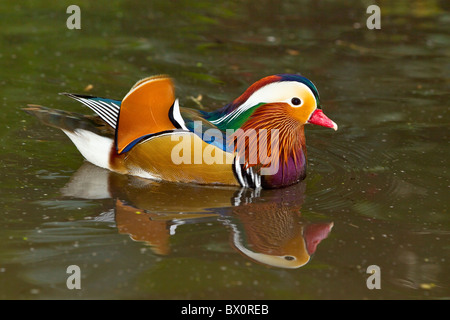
xmin=24 ymin=74 xmax=337 ymax=189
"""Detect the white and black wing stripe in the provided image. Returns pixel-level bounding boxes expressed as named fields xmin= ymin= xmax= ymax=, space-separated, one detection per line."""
xmin=232 ymin=154 xmax=262 ymax=189
xmin=61 ymin=93 xmax=120 ymax=129
xmin=169 ymin=99 xmax=188 ymax=131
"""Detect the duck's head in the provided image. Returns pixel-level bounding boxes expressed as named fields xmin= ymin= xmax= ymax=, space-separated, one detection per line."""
xmin=207 ymin=74 xmax=338 ymax=188
xmin=209 ymin=74 xmax=337 ymax=132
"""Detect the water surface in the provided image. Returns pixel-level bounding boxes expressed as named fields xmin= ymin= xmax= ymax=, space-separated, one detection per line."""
xmin=0 ymin=0 xmax=448 ymax=299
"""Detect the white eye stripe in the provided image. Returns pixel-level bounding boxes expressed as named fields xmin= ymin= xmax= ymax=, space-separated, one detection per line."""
xmin=212 ymin=81 xmax=315 ymax=124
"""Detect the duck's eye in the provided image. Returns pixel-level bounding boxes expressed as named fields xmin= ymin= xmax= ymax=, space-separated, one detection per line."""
xmin=284 ymin=256 xmax=295 ymax=261
xmin=291 ymin=97 xmax=302 ymax=106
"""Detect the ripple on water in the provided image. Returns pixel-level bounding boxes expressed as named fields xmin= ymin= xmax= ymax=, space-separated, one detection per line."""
xmin=306 ymin=136 xmax=400 ymax=214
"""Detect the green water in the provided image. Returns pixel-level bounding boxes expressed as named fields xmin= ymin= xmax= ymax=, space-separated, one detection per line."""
xmin=0 ymin=0 xmax=448 ymax=299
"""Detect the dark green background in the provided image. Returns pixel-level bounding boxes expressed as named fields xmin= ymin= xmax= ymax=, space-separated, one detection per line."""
xmin=0 ymin=0 xmax=448 ymax=299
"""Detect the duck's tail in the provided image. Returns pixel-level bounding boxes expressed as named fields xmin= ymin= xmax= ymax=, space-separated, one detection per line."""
xmin=23 ymin=105 xmax=114 ymax=170
xmin=23 ymin=104 xmax=114 ymax=134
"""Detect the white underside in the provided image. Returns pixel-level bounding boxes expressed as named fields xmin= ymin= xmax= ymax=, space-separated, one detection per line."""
xmin=62 ymin=129 xmax=165 ymax=182
xmin=62 ymin=129 xmax=113 ymax=170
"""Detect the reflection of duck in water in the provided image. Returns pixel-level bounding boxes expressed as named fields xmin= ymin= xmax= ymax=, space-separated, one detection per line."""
xmin=222 ymin=186 xmax=333 ymax=268
xmin=62 ymin=162 xmax=333 ymax=268
xmin=223 ymin=202 xmax=333 ymax=268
